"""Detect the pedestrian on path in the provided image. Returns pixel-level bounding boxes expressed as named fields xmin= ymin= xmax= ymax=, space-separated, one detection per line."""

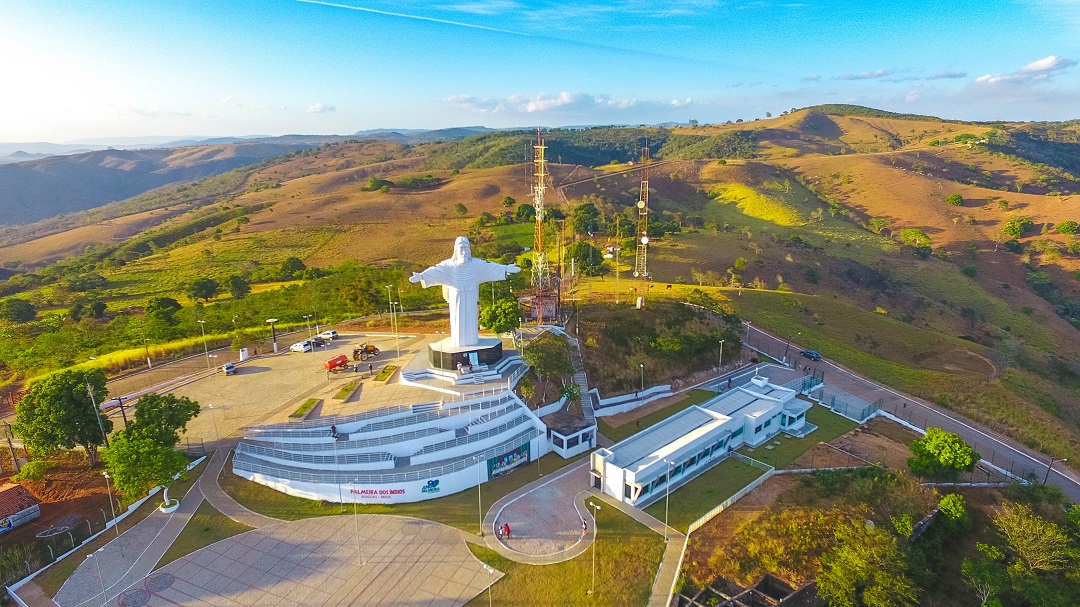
xmin=503 ymin=523 xmax=511 ymax=539
xmin=581 ymin=518 xmax=588 ymax=537
xmin=369 ymin=363 xmax=373 ymax=376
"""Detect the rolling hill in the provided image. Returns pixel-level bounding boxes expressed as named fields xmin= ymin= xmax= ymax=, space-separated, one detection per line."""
xmin=3 ymin=105 xmax=1080 ymax=467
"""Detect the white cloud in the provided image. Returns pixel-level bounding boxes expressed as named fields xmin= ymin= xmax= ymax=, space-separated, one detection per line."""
xmin=975 ymin=55 xmax=1077 ymax=84
xmin=927 ymin=71 xmax=967 ymax=80
xmin=128 ymin=106 xmax=160 ymax=118
xmin=445 ymin=91 xmax=637 ymax=114
xmin=446 ymin=1 xmax=521 ymax=15
xmin=834 ymin=69 xmax=895 ymax=81
xmin=220 ymin=95 xmax=234 ymax=105
xmin=670 ymin=97 xmax=692 ymax=107
xmin=801 ymin=75 xmax=821 ymax=82
xmin=905 ymin=88 xmax=923 ymax=103
xmin=306 ymin=102 xmax=336 ymax=113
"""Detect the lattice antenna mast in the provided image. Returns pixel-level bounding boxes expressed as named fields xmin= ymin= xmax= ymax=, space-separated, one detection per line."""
xmin=532 ymin=129 xmax=549 ymax=291
xmin=634 ymin=146 xmax=650 ymax=280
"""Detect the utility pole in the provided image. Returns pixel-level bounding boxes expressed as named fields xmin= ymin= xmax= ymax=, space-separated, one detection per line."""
xmin=86 ymin=383 xmax=109 ymax=448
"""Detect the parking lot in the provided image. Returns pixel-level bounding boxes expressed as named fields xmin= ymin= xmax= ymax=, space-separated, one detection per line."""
xmin=169 ymin=333 xmax=411 ymax=447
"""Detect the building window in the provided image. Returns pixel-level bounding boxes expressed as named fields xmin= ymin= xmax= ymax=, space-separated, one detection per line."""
xmin=553 ymin=436 xmax=565 ymax=448
xmin=568 ymin=436 xmax=580 ymax=448
xmin=582 ymin=432 xmax=593 ymax=443
xmin=657 ymin=474 xmax=667 ymax=486
xmin=624 ymin=483 xmax=633 ymax=499
xmin=764 ymin=419 xmax=772 ymax=428
xmin=732 ymin=428 xmax=743 ymax=439
xmin=755 ymin=425 xmax=762 ymax=434
xmin=674 ymin=464 xmax=683 ymax=477
xmin=640 ymin=484 xmax=650 ymax=496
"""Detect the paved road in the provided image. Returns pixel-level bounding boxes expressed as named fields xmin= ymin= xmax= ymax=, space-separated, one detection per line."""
xmin=744 ymin=323 xmax=1080 ymax=501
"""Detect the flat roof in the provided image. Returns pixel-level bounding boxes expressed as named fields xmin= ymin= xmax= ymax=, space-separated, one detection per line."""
xmin=606 ymin=407 xmax=728 ymax=475
xmin=702 ymin=379 xmax=795 ymax=420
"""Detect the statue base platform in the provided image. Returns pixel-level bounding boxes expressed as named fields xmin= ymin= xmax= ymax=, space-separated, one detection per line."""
xmin=428 ymin=337 xmax=503 ymax=371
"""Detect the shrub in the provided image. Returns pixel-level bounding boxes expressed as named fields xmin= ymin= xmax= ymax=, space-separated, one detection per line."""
xmin=945 ymin=194 xmax=964 ymax=206
xmin=962 ymin=265 xmax=978 ymax=277
xmin=939 ymin=493 xmax=970 ymax=531
xmin=1002 ymin=215 xmax=1033 ymax=238
xmin=1056 ymin=220 xmax=1078 ymax=235
xmin=908 ymin=428 xmax=980 ymax=478
xmin=12 ymin=460 xmax=57 ymax=482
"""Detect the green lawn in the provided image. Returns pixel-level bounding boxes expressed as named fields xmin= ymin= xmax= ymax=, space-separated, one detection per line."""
xmin=219 ymin=451 xmax=587 ymax=535
xmin=598 ymin=389 xmax=717 ymax=444
xmin=34 ymin=453 xmax=213 ymax=598
xmin=643 ymin=458 xmax=765 ymax=534
xmin=155 ymin=500 xmax=253 ymax=569
xmin=464 ymin=497 xmax=666 ymax=607
xmin=738 ymin=405 xmax=858 ymax=469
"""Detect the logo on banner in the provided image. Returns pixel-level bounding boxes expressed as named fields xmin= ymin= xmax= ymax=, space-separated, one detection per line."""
xmin=421 ymin=479 xmax=441 ymax=494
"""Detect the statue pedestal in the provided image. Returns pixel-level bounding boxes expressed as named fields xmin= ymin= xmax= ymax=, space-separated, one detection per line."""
xmin=428 ymin=337 xmax=503 ymax=371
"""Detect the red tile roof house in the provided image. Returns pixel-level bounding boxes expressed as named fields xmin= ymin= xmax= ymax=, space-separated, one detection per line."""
xmin=0 ymin=484 xmax=42 ymax=534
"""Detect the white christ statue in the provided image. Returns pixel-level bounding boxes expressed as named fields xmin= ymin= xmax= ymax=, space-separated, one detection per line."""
xmin=410 ymin=237 xmax=520 ymax=348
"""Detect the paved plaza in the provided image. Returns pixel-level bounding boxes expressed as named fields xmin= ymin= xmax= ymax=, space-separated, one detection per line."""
xmin=111 ymin=515 xmax=497 ymax=607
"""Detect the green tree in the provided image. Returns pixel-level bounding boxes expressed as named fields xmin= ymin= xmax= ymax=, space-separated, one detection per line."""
xmin=0 ymin=298 xmax=36 ymax=322
xmin=1002 ymin=215 xmax=1033 ymax=238
xmin=11 ymin=460 xmax=57 ymax=482
xmin=14 ymin=369 xmax=112 ymax=466
xmin=228 ymin=275 xmax=250 ymax=299
xmin=907 ymin=428 xmax=980 ymax=478
xmin=128 ymin=393 xmax=200 ymax=447
xmin=454 ymin=203 xmax=469 ymax=216
xmin=70 ymin=303 xmax=85 ymax=322
xmin=102 ymin=431 xmax=189 ymax=506
xmin=521 ymin=334 xmax=574 ymax=395
xmin=501 ymin=196 xmax=516 ymax=207
xmin=945 ymin=194 xmax=964 ymax=206
xmin=88 ymin=300 xmax=107 ymax=318
xmin=280 ymin=256 xmax=306 ymax=278
xmin=566 ymin=241 xmax=604 ymax=276
xmin=992 ymin=502 xmax=1069 ymax=573
xmin=939 ymin=493 xmax=971 ymax=531
xmin=1056 ymin=220 xmax=1079 ymax=235
xmin=817 ymin=521 xmax=919 ymax=607
xmin=733 ymin=257 xmax=747 ymax=271
xmin=899 ymin=228 xmax=931 ymax=248
xmin=572 ymin=202 xmax=601 ymax=235
xmin=961 ymin=545 xmax=1007 ymax=607
xmin=185 ymin=277 xmax=219 ymax=302
xmin=867 ymin=218 xmax=888 ymax=233
xmin=479 ymin=299 xmax=523 ymax=335
xmin=515 ymin=204 xmax=535 ymax=222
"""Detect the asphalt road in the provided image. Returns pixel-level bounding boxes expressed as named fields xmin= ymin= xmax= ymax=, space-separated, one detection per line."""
xmin=743 ymin=322 xmax=1080 ymax=501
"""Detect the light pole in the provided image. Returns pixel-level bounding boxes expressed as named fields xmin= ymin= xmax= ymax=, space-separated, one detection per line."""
xmin=303 ymin=314 xmax=312 ymax=343
xmin=484 ymin=564 xmax=495 ymax=607
xmin=102 ymin=472 xmax=118 ymax=537
xmin=783 ymin=331 xmax=801 ymax=366
xmin=639 ymin=363 xmax=644 ymax=394
xmin=85 ymin=383 xmax=109 ymax=448
xmin=206 ymin=404 xmax=221 ymax=443
xmin=313 ymin=310 xmax=320 ymax=334
xmin=231 ymin=315 xmax=238 ymax=333
xmin=197 ymin=319 xmax=210 ymax=369
xmin=1045 ymin=457 xmax=1068 ymax=485
xmin=664 ymin=459 xmax=673 ymax=532
xmin=719 ymin=339 xmax=725 ymax=370
xmin=88 ymin=548 xmax=108 ymax=607
xmin=266 ymin=318 xmax=279 ymax=353
xmin=476 ymin=454 xmax=485 ymax=537
xmin=587 ymin=501 xmax=601 ymax=595
xmin=391 ymin=302 xmax=400 ymax=357
xmin=143 ymin=338 xmax=152 ymax=370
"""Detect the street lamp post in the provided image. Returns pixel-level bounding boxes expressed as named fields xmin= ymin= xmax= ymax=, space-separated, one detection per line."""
xmin=639 ymin=363 xmax=644 ymax=394
xmin=391 ymin=302 xmax=400 ymax=358
xmin=719 ymin=339 xmax=725 ymax=370
xmin=206 ymin=404 xmax=221 ymax=444
xmin=303 ymin=314 xmax=312 ymax=343
xmin=143 ymin=338 xmax=152 ymax=370
xmin=88 ymin=548 xmax=107 ymax=607
xmin=85 ymin=383 xmax=109 ymax=448
xmin=664 ymin=459 xmax=673 ymax=532
xmin=1045 ymin=457 xmax=1068 ymax=485
xmin=484 ymin=564 xmax=495 ymax=607
xmin=197 ymin=320 xmax=210 ymax=369
xmin=476 ymin=454 xmax=485 ymax=537
xmin=587 ymin=501 xmax=601 ymax=595
xmin=313 ymin=310 xmax=319 ymax=334
xmin=351 ymin=481 xmax=366 ymax=565
xmin=783 ymin=331 xmax=801 ymax=366
xmin=102 ymin=472 xmax=119 ymax=537
xmin=263 ymin=319 xmax=276 ymax=352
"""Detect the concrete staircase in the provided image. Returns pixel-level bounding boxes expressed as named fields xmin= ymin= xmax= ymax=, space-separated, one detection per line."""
xmin=567 ymin=336 xmax=594 ymax=424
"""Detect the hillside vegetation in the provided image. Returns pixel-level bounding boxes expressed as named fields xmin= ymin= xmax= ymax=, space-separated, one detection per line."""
xmin=2 ymin=107 xmax=1080 ymax=473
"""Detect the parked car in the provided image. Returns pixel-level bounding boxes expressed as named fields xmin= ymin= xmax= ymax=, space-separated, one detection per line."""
xmin=311 ymin=336 xmax=326 ymax=347
xmin=290 ymin=341 xmax=312 ymax=353
xmin=221 ymin=362 xmax=236 ymax=375
xmin=799 ymin=349 xmax=822 ymax=361
xmin=319 ymin=329 xmax=339 ymax=340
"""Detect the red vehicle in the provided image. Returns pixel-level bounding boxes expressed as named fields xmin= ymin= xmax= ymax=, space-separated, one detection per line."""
xmin=324 ymin=354 xmax=350 ymax=373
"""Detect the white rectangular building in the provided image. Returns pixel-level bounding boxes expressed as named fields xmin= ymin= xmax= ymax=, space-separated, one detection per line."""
xmin=590 ymin=374 xmax=814 ymax=507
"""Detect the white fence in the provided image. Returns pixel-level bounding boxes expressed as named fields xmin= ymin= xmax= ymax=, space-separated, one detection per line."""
xmin=686 ymin=461 xmax=775 ymax=535
xmin=592 ymin=385 xmax=674 ymax=417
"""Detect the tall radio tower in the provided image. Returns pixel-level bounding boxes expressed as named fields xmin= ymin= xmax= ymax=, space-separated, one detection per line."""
xmin=634 ymin=146 xmax=650 ymax=281
xmin=532 ymin=129 xmax=549 ymax=290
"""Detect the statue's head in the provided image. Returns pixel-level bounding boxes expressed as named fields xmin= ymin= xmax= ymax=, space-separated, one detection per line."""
xmin=452 ymin=237 xmax=472 ymax=262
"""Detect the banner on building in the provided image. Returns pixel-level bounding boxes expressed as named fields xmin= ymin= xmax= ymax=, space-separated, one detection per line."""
xmin=488 ymin=443 xmax=530 ymax=479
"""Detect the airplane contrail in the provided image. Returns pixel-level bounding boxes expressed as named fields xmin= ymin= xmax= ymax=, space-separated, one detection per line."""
xmin=295 ymin=0 xmax=531 ymax=37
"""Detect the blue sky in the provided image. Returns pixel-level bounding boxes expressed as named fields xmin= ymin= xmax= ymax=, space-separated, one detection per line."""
xmin=1 ymin=0 xmax=1079 ymax=141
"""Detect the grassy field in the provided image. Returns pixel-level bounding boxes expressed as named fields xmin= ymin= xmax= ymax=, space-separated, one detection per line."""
xmin=155 ymin=500 xmax=253 ymax=570
xmin=33 ymin=454 xmax=212 ymax=598
xmin=219 ymin=451 xmax=586 ymax=534
xmin=597 ymin=389 xmax=716 ymax=443
xmin=464 ymin=497 xmax=665 ymax=607
xmin=642 ymin=458 xmax=765 ymax=534
xmin=737 ymin=405 xmax=859 ymax=469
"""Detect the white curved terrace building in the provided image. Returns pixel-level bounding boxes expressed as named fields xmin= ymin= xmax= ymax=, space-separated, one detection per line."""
xmin=233 ymin=391 xmax=548 ymax=504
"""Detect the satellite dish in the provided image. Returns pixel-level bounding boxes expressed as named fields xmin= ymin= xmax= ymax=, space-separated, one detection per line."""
xmin=641 ymin=236 xmax=649 ymax=244
xmin=633 ymin=271 xmax=639 ymax=277
xmin=636 ymin=200 xmax=646 ymax=208
xmin=603 ymin=253 xmax=613 ymax=259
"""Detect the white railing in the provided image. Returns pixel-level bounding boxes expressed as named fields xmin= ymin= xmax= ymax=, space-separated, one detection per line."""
xmin=686 ymin=468 xmax=775 ymax=534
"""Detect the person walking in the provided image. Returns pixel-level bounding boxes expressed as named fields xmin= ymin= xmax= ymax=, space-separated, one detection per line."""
xmin=581 ymin=518 xmax=588 ymax=537
xmin=503 ymin=523 xmax=511 ymax=539
xmin=368 ymin=363 xmax=373 ymax=376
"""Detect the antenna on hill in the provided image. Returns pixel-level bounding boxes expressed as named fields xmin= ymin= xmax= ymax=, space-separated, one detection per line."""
xmin=634 ymin=145 xmax=650 ymax=282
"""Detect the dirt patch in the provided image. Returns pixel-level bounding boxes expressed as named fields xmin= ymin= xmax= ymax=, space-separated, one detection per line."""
xmin=0 ymin=451 xmax=114 ymax=548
